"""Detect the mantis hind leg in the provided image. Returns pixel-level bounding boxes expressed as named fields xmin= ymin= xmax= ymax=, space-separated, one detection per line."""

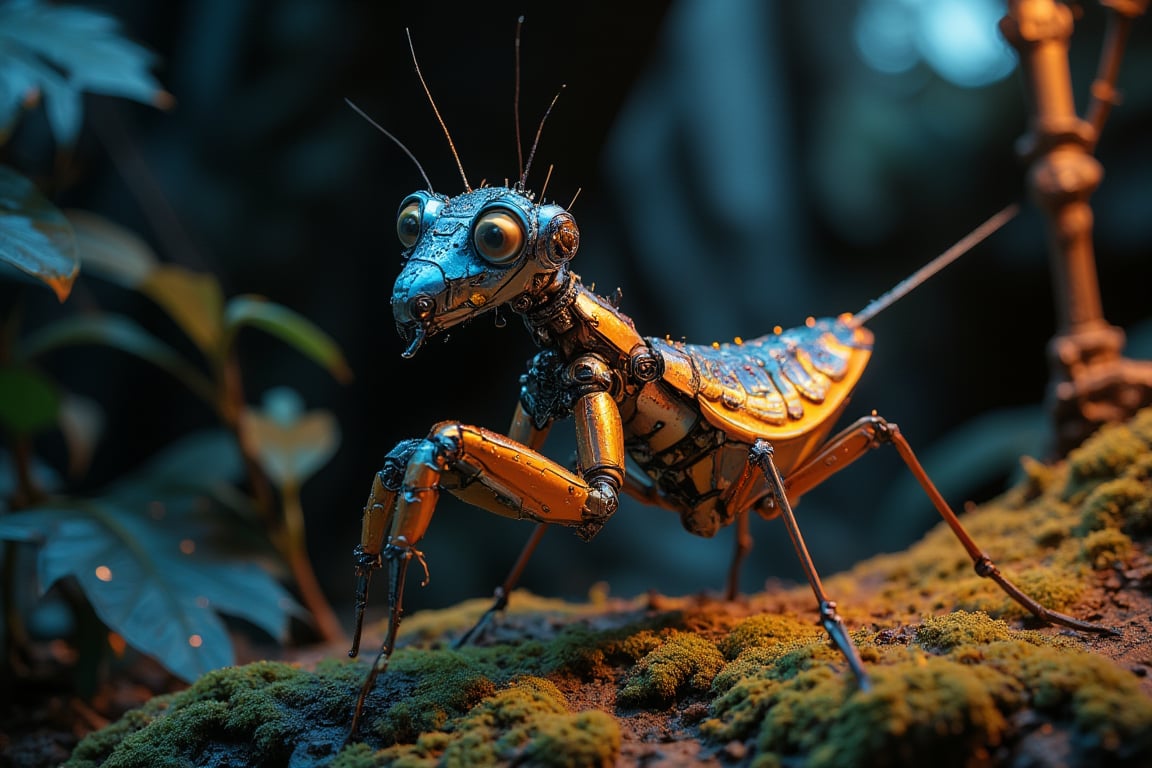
xmin=748 ymin=439 xmax=873 ymax=690
xmin=785 ymin=414 xmax=1118 ymax=636
xmin=454 ymin=522 xmax=548 ymax=648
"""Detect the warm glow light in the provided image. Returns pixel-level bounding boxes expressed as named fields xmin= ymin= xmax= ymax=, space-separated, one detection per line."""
xmin=188 ymin=634 xmax=203 ymax=648
xmin=180 ymin=539 xmax=196 ymax=555
xmin=95 ymin=566 xmax=113 ymax=582
xmin=108 ymin=632 xmax=127 ymax=656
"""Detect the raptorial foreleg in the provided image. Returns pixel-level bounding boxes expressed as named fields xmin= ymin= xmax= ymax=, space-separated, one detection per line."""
xmin=348 ymin=362 xmax=627 ymax=739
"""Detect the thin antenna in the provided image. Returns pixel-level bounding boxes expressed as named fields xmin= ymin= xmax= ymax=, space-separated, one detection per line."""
xmin=406 ymin=28 xmax=471 ymax=192
xmin=520 ymin=84 xmax=565 ymax=190
xmin=514 ymin=16 xmax=525 ymax=184
xmin=344 ymin=98 xmax=434 ymax=192
xmin=539 ymin=163 xmax=555 ymax=201
xmin=567 ymin=186 xmax=582 ymax=210
xmin=849 ymin=202 xmax=1019 ymax=328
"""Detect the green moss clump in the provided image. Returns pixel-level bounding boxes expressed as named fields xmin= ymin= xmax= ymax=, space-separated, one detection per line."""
xmin=1064 ymin=418 xmax=1152 ymax=500
xmin=65 ymin=660 xmax=365 ymax=768
xmin=704 ymin=610 xmax=1152 ymax=768
xmin=538 ymin=621 xmax=664 ymax=680
xmin=1080 ymin=476 xmax=1152 ymax=539
xmin=370 ymin=649 xmax=499 ymax=743
xmin=617 ymin=631 xmax=724 ymax=707
xmin=758 ymin=657 xmax=1014 ymax=768
xmin=914 ymin=610 xmax=1015 ymax=651
xmin=717 ymin=613 xmax=824 ymax=660
xmin=370 ymin=676 xmax=620 ymax=768
xmin=1081 ymin=527 xmax=1134 ymax=569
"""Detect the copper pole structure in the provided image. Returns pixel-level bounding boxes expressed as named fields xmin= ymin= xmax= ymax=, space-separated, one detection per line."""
xmin=1000 ymin=0 xmax=1152 ymax=455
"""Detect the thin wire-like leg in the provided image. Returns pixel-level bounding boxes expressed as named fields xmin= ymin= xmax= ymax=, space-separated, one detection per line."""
xmin=454 ymin=522 xmax=548 ymax=648
xmin=725 ymin=510 xmax=753 ymax=601
xmin=883 ymin=423 xmax=1119 ymax=635
xmin=749 ymin=439 xmax=872 ymax=691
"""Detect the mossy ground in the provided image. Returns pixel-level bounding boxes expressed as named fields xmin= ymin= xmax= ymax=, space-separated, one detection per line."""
xmin=66 ymin=410 xmax=1152 ymax=767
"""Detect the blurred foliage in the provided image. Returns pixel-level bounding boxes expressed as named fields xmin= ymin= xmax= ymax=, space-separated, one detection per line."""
xmin=0 ymin=0 xmax=351 ymax=700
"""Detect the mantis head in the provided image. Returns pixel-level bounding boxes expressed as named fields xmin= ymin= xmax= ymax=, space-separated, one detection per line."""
xmin=390 ymin=186 xmax=579 ymax=357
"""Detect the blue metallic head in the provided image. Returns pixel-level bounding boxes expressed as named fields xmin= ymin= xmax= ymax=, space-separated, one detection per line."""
xmin=391 ymin=187 xmax=579 ymax=357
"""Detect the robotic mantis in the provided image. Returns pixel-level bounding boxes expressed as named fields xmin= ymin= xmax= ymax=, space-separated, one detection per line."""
xmin=342 ymin=25 xmax=1118 ymax=740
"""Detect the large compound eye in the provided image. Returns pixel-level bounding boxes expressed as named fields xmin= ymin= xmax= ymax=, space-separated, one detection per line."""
xmin=396 ymin=201 xmax=423 ymax=247
xmin=473 ymin=209 xmax=525 ymax=264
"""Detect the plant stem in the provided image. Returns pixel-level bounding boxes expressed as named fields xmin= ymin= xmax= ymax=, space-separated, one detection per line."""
xmin=281 ymin=480 xmax=346 ymax=645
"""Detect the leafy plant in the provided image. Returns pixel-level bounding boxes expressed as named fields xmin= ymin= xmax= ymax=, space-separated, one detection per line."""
xmin=0 ymin=0 xmax=350 ymax=694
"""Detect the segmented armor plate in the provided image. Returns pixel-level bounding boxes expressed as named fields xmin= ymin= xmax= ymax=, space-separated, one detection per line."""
xmin=648 ymin=316 xmax=873 ymax=435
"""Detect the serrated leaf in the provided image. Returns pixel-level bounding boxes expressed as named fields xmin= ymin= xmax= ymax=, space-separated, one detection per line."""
xmin=0 ymin=364 xmax=60 ymax=434
xmin=17 ymin=313 xmax=216 ymax=405
xmin=0 ymin=165 xmax=77 ymax=300
xmin=0 ymin=497 xmax=304 ymax=684
xmin=64 ymin=209 xmax=158 ymax=287
xmin=224 ymin=295 xmax=352 ymax=383
xmin=0 ymin=0 xmax=169 ymax=147
xmin=139 ymin=265 xmax=225 ymax=357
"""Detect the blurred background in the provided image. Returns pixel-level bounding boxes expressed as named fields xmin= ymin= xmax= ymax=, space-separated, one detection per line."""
xmin=7 ymin=0 xmax=1152 ymax=633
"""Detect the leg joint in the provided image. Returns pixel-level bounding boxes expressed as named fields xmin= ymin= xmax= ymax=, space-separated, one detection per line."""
xmin=380 ymin=438 xmax=423 ymax=489
xmin=749 ymin=438 xmax=774 ymax=471
xmin=865 ymin=414 xmax=896 ymax=444
xmin=974 ymin=555 xmax=999 ymax=579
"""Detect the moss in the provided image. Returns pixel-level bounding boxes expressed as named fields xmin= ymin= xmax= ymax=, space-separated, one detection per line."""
xmin=617 ymin=631 xmax=725 ymax=707
xmin=1064 ymin=420 xmax=1152 ymax=500
xmin=718 ymin=613 xmax=824 ymax=660
xmin=65 ymin=660 xmax=364 ymax=768
xmin=1081 ymin=527 xmax=1134 ymax=569
xmin=67 ymin=407 xmax=1152 ymax=767
xmin=372 ymin=676 xmax=620 ymax=768
xmin=914 ymin=610 xmax=1015 ymax=651
xmin=703 ymin=609 xmax=1152 ymax=767
xmin=538 ymin=621 xmax=665 ymax=680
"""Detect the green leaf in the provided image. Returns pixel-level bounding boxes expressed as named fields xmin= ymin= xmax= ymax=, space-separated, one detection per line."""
xmin=0 ymin=165 xmax=78 ymax=300
xmin=0 ymin=0 xmax=170 ymax=146
xmin=0 ymin=364 xmax=60 ymax=434
xmin=0 ymin=498 xmax=303 ymax=683
xmin=224 ymin=295 xmax=352 ymax=383
xmin=17 ymin=313 xmax=216 ymax=405
xmin=64 ymin=209 xmax=158 ymax=287
xmin=139 ymin=265 xmax=225 ymax=358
